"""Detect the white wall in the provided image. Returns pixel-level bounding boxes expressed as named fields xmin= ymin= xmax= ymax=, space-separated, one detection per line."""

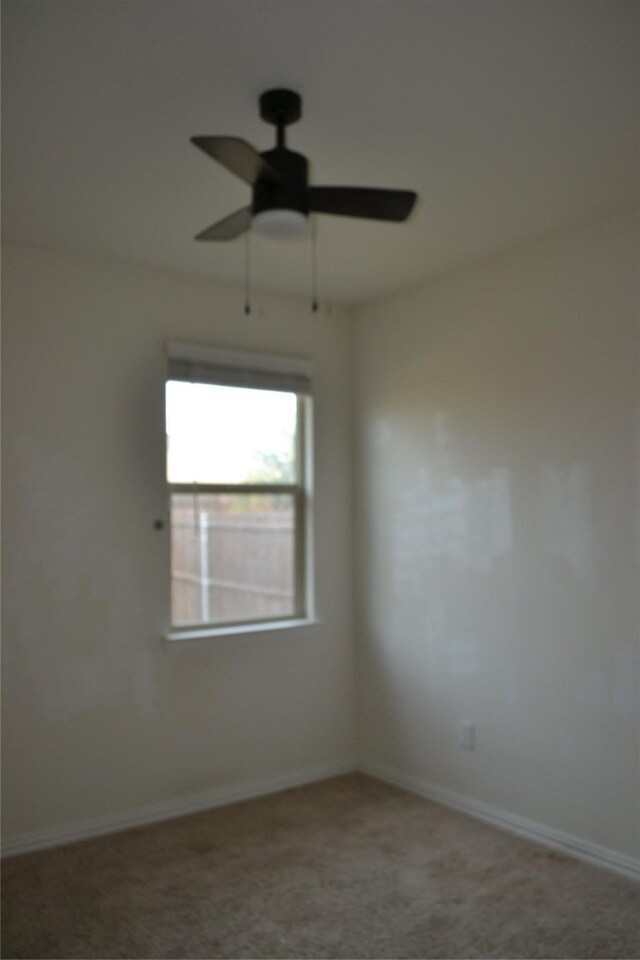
xmin=353 ymin=211 xmax=639 ymax=859
xmin=1 ymin=244 xmax=354 ymax=843
xmin=4 ymin=212 xmax=638 ymax=864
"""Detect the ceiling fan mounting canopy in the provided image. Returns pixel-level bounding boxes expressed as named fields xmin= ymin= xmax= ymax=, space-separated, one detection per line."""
xmin=259 ymin=88 xmax=302 ymax=130
xmin=191 ymin=88 xmax=417 ymax=240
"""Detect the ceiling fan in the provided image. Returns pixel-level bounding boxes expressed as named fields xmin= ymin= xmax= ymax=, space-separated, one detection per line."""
xmin=191 ymin=89 xmax=417 ymax=240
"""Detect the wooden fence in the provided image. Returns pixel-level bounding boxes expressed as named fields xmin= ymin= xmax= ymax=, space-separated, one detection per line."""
xmin=170 ymin=494 xmax=294 ymax=625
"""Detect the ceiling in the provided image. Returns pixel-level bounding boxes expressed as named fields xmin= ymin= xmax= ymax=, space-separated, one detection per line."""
xmin=2 ymin=1 xmax=638 ymax=305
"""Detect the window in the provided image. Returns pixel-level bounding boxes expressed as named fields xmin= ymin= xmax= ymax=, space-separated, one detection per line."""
xmin=165 ymin=344 xmax=312 ymax=634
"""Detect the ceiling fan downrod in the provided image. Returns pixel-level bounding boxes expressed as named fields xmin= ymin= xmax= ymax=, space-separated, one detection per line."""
xmin=259 ymin=88 xmax=302 ymax=150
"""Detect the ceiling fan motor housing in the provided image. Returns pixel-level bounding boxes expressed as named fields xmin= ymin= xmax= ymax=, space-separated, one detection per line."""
xmin=253 ymin=147 xmax=309 ymax=217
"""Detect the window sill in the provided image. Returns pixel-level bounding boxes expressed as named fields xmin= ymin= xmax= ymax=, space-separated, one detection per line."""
xmin=164 ymin=617 xmax=321 ymax=647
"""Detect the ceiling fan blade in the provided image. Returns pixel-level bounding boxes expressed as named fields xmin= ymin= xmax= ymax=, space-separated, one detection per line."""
xmin=308 ymin=187 xmax=417 ymax=222
xmin=195 ymin=207 xmax=252 ymax=241
xmin=191 ymin=136 xmax=282 ymax=186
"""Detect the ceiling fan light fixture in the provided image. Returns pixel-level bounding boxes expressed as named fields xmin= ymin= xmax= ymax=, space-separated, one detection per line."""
xmin=252 ymin=208 xmax=308 ymax=238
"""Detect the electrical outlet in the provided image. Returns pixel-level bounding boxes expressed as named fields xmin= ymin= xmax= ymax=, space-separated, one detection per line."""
xmin=459 ymin=722 xmax=475 ymax=749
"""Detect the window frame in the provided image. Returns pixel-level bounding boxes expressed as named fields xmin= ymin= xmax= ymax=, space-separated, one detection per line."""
xmin=164 ymin=343 xmax=313 ymax=638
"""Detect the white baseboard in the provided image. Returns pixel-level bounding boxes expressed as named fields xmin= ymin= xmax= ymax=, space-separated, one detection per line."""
xmin=1 ymin=759 xmax=355 ymax=858
xmin=5 ymin=758 xmax=639 ymax=883
xmin=361 ymin=760 xmax=640 ymax=883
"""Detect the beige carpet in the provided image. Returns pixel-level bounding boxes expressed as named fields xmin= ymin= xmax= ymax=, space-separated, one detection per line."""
xmin=2 ymin=774 xmax=639 ymax=959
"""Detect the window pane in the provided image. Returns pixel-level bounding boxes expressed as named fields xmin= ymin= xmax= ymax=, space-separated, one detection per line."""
xmin=170 ymin=493 xmax=296 ymax=627
xmin=166 ymin=381 xmax=297 ymax=484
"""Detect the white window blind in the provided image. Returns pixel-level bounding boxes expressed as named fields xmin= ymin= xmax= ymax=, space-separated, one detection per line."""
xmin=167 ymin=341 xmax=312 ymax=395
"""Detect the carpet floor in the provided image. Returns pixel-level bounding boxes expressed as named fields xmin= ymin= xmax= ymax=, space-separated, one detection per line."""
xmin=2 ymin=773 xmax=639 ymax=959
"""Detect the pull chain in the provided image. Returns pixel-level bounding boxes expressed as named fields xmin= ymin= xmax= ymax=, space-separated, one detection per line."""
xmin=244 ymin=222 xmax=318 ymax=314
xmin=311 ymin=220 xmax=319 ymax=312
xmin=244 ymin=229 xmax=252 ymax=315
